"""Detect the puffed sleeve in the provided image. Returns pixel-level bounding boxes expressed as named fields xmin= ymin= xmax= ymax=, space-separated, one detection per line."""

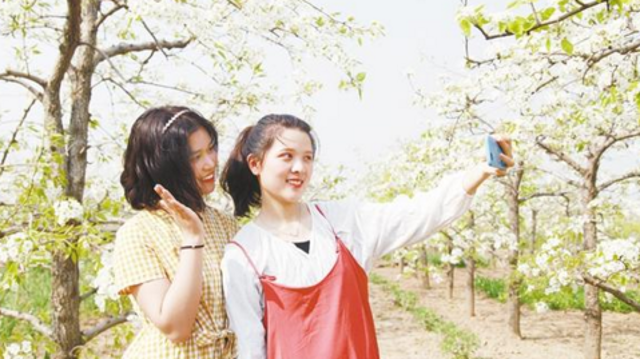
xmin=317 ymin=172 xmax=473 ymax=270
xmin=113 ymin=218 xmax=167 ymax=295
xmin=360 ymin=172 xmax=473 ymax=259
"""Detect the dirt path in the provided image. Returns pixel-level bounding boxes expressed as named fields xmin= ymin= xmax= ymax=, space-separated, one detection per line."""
xmin=371 ymin=265 xmax=640 ymax=359
xmin=370 ymin=276 xmax=444 ymax=358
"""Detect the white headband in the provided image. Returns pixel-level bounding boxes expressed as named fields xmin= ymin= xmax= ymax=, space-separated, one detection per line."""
xmin=162 ymin=109 xmax=190 ymax=134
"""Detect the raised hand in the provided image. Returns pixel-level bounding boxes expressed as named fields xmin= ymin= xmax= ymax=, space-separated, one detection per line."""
xmin=485 ymin=134 xmax=514 ymax=177
xmin=154 ymin=184 xmax=205 ymax=244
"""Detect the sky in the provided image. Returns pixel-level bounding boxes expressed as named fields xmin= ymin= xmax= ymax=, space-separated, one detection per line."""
xmin=260 ymin=1 xmax=477 ymax=173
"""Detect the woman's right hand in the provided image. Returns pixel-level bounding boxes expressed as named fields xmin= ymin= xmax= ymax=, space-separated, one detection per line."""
xmin=155 ymin=184 xmax=205 ymax=244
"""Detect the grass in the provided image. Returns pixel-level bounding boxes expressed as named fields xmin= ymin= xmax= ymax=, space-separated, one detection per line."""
xmin=371 ymin=273 xmax=479 ymax=359
xmin=0 ymin=263 xmax=132 ymax=357
xmin=0 ymin=266 xmax=52 ymax=350
xmin=474 ymin=275 xmax=640 ymax=313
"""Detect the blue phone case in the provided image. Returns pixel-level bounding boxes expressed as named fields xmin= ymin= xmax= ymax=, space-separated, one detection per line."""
xmin=486 ymin=136 xmax=506 ymax=169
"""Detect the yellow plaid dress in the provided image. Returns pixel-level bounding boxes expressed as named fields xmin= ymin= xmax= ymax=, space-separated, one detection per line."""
xmin=114 ymin=206 xmax=238 ymax=359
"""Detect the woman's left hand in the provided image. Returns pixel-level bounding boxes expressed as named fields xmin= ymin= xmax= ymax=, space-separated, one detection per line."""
xmin=463 ymin=135 xmax=515 ymax=195
xmin=484 ymin=134 xmax=514 ymax=177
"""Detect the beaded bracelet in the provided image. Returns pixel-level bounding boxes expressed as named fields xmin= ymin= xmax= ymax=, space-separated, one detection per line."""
xmin=180 ymin=244 xmax=205 ymax=250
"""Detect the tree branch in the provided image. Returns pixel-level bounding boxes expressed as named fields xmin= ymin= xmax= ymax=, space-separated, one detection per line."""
xmin=592 ymin=129 xmax=640 ymax=167
xmin=535 ymin=136 xmax=588 ymax=177
xmin=80 ymin=287 xmax=98 ymax=302
xmin=102 ymin=77 xmax=146 ymax=108
xmin=598 ymin=170 xmax=640 ymax=192
xmin=48 ymin=0 xmax=81 ymax=95
xmin=588 ymin=39 xmax=640 ymax=65
xmin=474 ymin=0 xmax=606 ymax=40
xmin=0 ymin=77 xmax=43 ymax=101
xmin=1 ymin=69 xmax=47 ymax=88
xmin=139 ymin=17 xmax=169 ymax=58
xmin=0 ymin=99 xmax=36 ymax=177
xmin=530 ymin=2 xmax=542 ymax=25
xmin=0 ymin=307 xmax=53 ymax=338
xmin=94 ymin=38 xmax=192 ymax=66
xmin=82 ymin=312 xmax=132 ymax=343
xmin=95 ymin=2 xmax=127 ymax=30
xmin=519 ymin=191 xmax=570 ymax=203
xmin=583 ymin=275 xmax=640 ymax=313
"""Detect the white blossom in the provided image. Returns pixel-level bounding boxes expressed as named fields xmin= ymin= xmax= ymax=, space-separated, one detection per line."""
xmin=92 ymin=244 xmax=119 ymax=312
xmin=535 ymin=302 xmax=550 ymax=314
xmin=3 ymin=341 xmax=33 ymax=359
xmin=53 ymin=199 xmax=84 ymax=226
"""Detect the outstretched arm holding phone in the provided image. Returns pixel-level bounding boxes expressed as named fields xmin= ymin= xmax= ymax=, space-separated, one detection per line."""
xmin=463 ymin=134 xmax=513 ymax=195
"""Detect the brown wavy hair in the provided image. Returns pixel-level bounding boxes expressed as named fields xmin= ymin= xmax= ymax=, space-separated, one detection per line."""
xmin=120 ymin=106 xmax=218 ymax=212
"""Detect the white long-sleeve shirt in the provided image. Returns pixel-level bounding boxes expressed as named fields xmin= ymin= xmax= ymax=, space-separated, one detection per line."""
xmin=221 ymin=174 xmax=474 ymax=359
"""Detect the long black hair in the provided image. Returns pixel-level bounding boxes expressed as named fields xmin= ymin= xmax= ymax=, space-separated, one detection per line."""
xmin=120 ymin=106 xmax=218 ymax=212
xmin=220 ymin=114 xmax=316 ymax=217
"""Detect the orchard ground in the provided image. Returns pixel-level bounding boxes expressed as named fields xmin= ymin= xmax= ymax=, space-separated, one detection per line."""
xmin=89 ymin=263 xmax=640 ymax=358
xmin=373 ymin=265 xmax=640 ymax=359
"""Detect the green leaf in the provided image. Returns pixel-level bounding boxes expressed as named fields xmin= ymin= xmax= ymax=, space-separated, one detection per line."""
xmin=540 ymin=7 xmax=556 ymax=21
xmin=253 ymin=63 xmax=263 ymax=74
xmin=545 ymin=37 xmax=551 ymax=52
xmin=228 ymin=0 xmax=243 ymax=9
xmin=558 ymin=0 xmax=568 ymax=12
xmin=507 ymin=17 xmax=525 ymax=36
xmin=507 ymin=0 xmax=524 ymax=10
xmin=523 ymin=18 xmax=537 ymax=32
xmin=498 ymin=21 xmax=508 ymax=33
xmin=459 ymin=18 xmax=472 ymax=37
xmin=355 ymin=72 xmax=366 ymax=82
xmin=561 ymin=38 xmax=573 ymax=54
xmin=89 ymin=118 xmax=99 ymax=130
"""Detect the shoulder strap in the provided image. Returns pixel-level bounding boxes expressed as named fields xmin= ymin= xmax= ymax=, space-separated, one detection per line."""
xmin=314 ymin=204 xmax=340 ymax=243
xmin=229 ymin=241 xmax=271 ymax=279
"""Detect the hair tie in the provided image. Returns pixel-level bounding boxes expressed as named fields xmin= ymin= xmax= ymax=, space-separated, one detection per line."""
xmin=162 ymin=109 xmax=190 ymax=134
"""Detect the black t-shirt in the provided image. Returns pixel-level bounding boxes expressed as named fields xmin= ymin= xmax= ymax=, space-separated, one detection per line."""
xmin=293 ymin=240 xmax=311 ymax=254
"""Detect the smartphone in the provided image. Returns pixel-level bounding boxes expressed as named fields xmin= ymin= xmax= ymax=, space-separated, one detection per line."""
xmin=486 ymin=135 xmax=506 ymax=170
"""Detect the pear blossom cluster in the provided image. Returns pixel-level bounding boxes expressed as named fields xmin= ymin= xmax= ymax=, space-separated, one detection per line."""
xmin=2 ymin=341 xmax=33 ymax=359
xmin=92 ymin=244 xmax=120 ymax=313
xmin=52 ymin=199 xmax=84 ymax=226
xmin=587 ymin=238 xmax=640 ymax=280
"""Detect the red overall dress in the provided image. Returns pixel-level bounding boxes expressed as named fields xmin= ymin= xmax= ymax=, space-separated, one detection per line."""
xmin=230 ymin=205 xmax=380 ymax=359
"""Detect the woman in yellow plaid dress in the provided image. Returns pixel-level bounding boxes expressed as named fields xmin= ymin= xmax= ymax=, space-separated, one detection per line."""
xmin=114 ymin=106 xmax=237 ymax=358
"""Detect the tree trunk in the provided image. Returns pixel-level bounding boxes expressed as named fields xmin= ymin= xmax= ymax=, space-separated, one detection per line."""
xmin=583 ymin=185 xmax=601 ymax=359
xmin=51 ymin=2 xmax=99 ymax=358
xmin=67 ymin=0 xmax=98 ymax=200
xmin=447 ymin=265 xmax=455 ymax=300
xmin=530 ymin=209 xmax=537 ymax=254
xmin=466 ymin=257 xmax=476 ymax=317
xmin=51 ymin=253 xmax=81 ymax=359
xmin=419 ymin=245 xmax=431 ymax=289
xmin=444 ymin=234 xmax=455 ymax=300
xmin=505 ymin=170 xmax=523 ymax=338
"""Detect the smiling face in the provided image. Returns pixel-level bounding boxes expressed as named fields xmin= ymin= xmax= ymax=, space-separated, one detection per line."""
xmin=248 ymin=128 xmax=315 ymax=206
xmin=188 ymin=127 xmax=218 ymax=195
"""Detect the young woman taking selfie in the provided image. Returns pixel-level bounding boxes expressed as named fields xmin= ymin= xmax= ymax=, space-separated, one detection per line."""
xmin=220 ymin=114 xmax=513 ymax=359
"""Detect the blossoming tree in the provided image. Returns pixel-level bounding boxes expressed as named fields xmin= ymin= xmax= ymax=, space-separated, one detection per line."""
xmin=452 ymin=1 xmax=640 ymax=358
xmin=0 ymin=0 xmax=379 ymax=357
